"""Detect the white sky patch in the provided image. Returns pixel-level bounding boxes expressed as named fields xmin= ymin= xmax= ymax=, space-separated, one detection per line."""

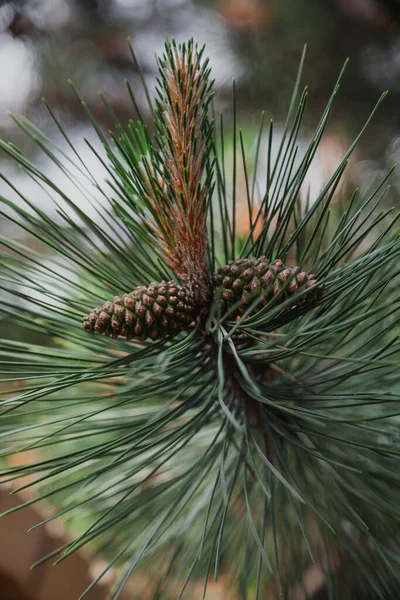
xmin=0 ymin=34 xmax=41 ymax=125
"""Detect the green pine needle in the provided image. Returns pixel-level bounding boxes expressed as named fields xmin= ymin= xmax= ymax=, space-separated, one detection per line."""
xmin=0 ymin=38 xmax=400 ymax=599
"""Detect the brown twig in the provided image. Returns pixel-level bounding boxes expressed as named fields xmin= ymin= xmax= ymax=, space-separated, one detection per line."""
xmin=142 ymin=40 xmax=213 ymax=305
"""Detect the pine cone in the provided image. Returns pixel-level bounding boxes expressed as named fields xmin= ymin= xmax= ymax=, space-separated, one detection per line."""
xmin=83 ymin=281 xmax=195 ymax=341
xmin=213 ymin=257 xmax=324 ymax=317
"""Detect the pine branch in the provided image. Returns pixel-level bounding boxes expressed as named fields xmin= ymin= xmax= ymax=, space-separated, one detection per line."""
xmin=145 ymin=39 xmax=214 ymax=303
xmin=0 ymin=38 xmax=400 ymax=600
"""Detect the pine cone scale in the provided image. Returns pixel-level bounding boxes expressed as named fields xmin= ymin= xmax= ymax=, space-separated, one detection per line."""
xmin=213 ymin=256 xmax=324 ymax=317
xmin=83 ymin=281 xmax=195 ymax=341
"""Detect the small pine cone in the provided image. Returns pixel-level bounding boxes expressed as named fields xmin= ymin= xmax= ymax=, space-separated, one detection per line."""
xmin=82 ymin=281 xmax=195 ymax=342
xmin=213 ymin=257 xmax=324 ymax=317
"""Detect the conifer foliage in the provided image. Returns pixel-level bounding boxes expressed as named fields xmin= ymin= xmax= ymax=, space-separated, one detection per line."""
xmin=0 ymin=40 xmax=400 ymax=599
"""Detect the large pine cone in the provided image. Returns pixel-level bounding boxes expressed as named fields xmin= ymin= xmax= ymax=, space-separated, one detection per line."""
xmin=213 ymin=257 xmax=324 ymax=317
xmin=83 ymin=281 xmax=195 ymax=341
